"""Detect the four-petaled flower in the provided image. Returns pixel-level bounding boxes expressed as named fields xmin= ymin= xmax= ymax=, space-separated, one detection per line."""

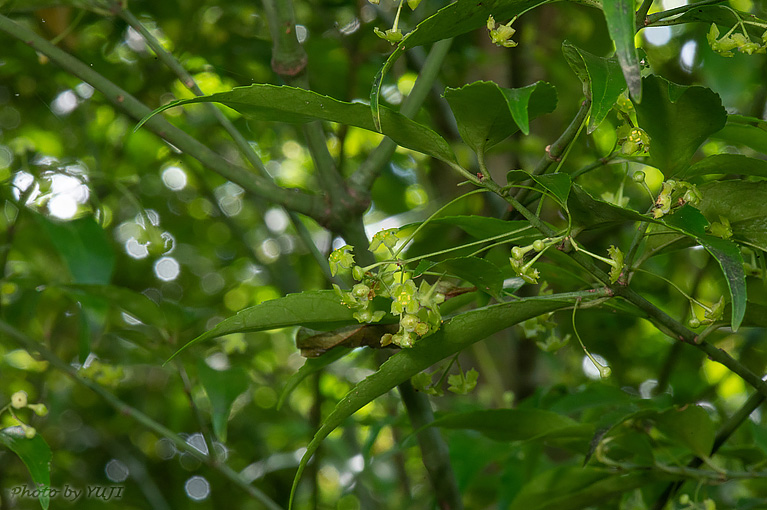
xmin=328 ymin=245 xmax=355 ymax=276
xmin=487 ymin=15 xmax=518 ymax=48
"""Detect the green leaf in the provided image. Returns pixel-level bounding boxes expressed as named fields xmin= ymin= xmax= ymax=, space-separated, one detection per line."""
xmin=138 ymin=84 xmax=455 ymax=163
xmin=654 ymin=405 xmax=715 ymax=459
xmin=508 ymin=466 xmax=665 ymax=510
xmin=678 ymin=154 xmax=767 ymax=179
xmin=34 ymin=213 xmax=114 ymax=285
xmin=698 ymin=180 xmax=767 ymax=251
xmin=601 ymin=0 xmax=641 ymax=101
xmin=658 ymin=203 xmax=746 ymax=331
xmin=698 ymin=235 xmax=746 ymax=332
xmin=197 ymin=360 xmax=250 ymax=442
xmin=508 ymin=170 xmax=572 ymax=207
xmin=427 ymin=256 xmax=505 ymax=299
xmin=168 ymin=291 xmax=378 ymax=362
xmin=426 ymin=409 xmax=592 ymax=442
xmin=567 ymin=184 xmax=649 ymax=228
xmin=660 ymin=204 xmax=709 ymax=238
xmin=289 ymin=295 xmax=576 ymax=509
xmin=444 ymin=81 xmax=557 ymax=155
xmin=711 ymin=116 xmax=767 ymax=155
xmin=0 ymin=428 xmax=52 ymax=510
xmin=561 ymin=41 xmax=627 ymax=133
xmin=635 ymin=75 xmax=727 ymax=176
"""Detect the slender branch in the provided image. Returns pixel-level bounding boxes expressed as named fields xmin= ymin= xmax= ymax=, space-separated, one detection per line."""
xmin=118 ymin=6 xmax=333 ymax=277
xmin=0 ymin=320 xmax=284 ymax=510
xmin=177 ymin=363 xmax=219 ymax=463
xmin=0 ymin=13 xmax=325 ymax=221
xmin=513 ymin=99 xmax=590 ymax=205
xmin=569 ymin=152 xmax=620 ymax=180
xmin=349 ymin=38 xmax=454 ymax=193
xmin=635 ymin=0 xmax=654 ymax=29
xmin=262 ymin=0 xmax=349 ymax=211
xmin=398 ymin=380 xmax=464 ymax=510
xmin=117 ymin=6 xmax=268 ymax=176
xmin=645 ymin=0 xmax=726 ymax=25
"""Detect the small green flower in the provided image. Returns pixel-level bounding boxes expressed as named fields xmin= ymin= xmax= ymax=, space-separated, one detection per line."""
xmin=607 ymin=245 xmax=624 ymax=284
xmin=448 ymin=368 xmax=479 ymax=394
xmin=374 ymin=26 xmax=403 ymax=43
xmin=708 ymin=216 xmax=733 ymax=239
xmin=391 ymin=279 xmax=419 ymax=315
xmin=702 ymin=296 xmax=725 ymax=324
xmin=370 ymin=228 xmax=399 ymax=252
xmin=329 ymin=245 xmax=355 ymax=276
xmin=487 ymin=15 xmax=518 ymax=48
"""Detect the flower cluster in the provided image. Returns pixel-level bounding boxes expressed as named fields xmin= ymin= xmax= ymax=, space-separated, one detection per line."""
xmin=329 ymin=229 xmax=445 ymax=349
xmin=688 ymin=296 xmax=725 ymax=329
xmin=510 ymin=238 xmax=557 ymax=284
xmin=616 ymin=125 xmax=650 ymax=156
xmin=652 ymin=180 xmax=701 ymax=219
xmin=707 ymin=23 xmax=767 ymax=57
xmin=487 ymin=15 xmax=518 ymax=48
xmin=2 ymin=391 xmax=48 ymax=439
xmin=382 ymin=278 xmax=444 ymax=348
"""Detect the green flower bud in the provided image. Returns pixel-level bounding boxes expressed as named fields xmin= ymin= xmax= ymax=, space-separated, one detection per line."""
xmin=632 ymin=170 xmax=646 ymax=183
xmin=533 ymin=239 xmax=546 ymax=252
xmin=352 ymin=266 xmax=365 ymax=281
xmin=688 ymin=317 xmax=701 ymax=328
xmin=352 ymin=283 xmax=370 ymax=299
xmin=11 ymin=391 xmax=27 ymax=409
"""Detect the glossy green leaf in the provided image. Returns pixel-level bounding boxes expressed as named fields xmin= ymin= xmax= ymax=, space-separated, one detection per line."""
xmin=138 ymin=84 xmax=456 ymax=163
xmin=698 ymin=180 xmax=767 ymax=251
xmin=567 ymin=184 xmax=648 ymax=228
xmin=712 ymin=121 xmax=767 ymax=155
xmin=425 ymin=409 xmax=593 ymax=442
xmin=698 ymin=235 xmax=746 ymax=332
xmin=601 ymin=0 xmax=641 ymax=101
xmin=660 ymin=204 xmax=709 ymax=238
xmin=197 ymin=360 xmax=250 ymax=442
xmin=0 ymin=427 xmax=52 ymax=510
xmin=168 ymin=291 xmax=377 ymax=362
xmin=423 ymin=256 xmax=505 ymax=299
xmin=508 ymin=170 xmax=572 ymax=207
xmin=34 ymin=213 xmax=114 ymax=285
xmin=654 ymin=405 xmax=715 ymax=459
xmin=444 ymin=81 xmax=557 ymax=155
xmin=562 ymin=41 xmax=627 ymax=133
xmin=508 ymin=466 xmax=664 ymax=510
xmin=635 ymin=75 xmax=727 ymax=176
xmin=677 ymin=154 xmax=767 ymax=179
xmin=289 ymin=295 xmax=577 ymax=509
xmin=659 ymin=203 xmax=746 ymax=331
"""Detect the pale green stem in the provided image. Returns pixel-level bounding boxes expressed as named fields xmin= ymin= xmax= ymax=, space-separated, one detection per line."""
xmin=350 ymin=38 xmax=454 ymax=193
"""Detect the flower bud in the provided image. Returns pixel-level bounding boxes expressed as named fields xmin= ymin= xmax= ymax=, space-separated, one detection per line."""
xmin=11 ymin=391 xmax=27 ymax=409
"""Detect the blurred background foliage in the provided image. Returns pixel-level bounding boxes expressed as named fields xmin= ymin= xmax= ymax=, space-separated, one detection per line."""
xmin=0 ymin=0 xmax=766 ymax=509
